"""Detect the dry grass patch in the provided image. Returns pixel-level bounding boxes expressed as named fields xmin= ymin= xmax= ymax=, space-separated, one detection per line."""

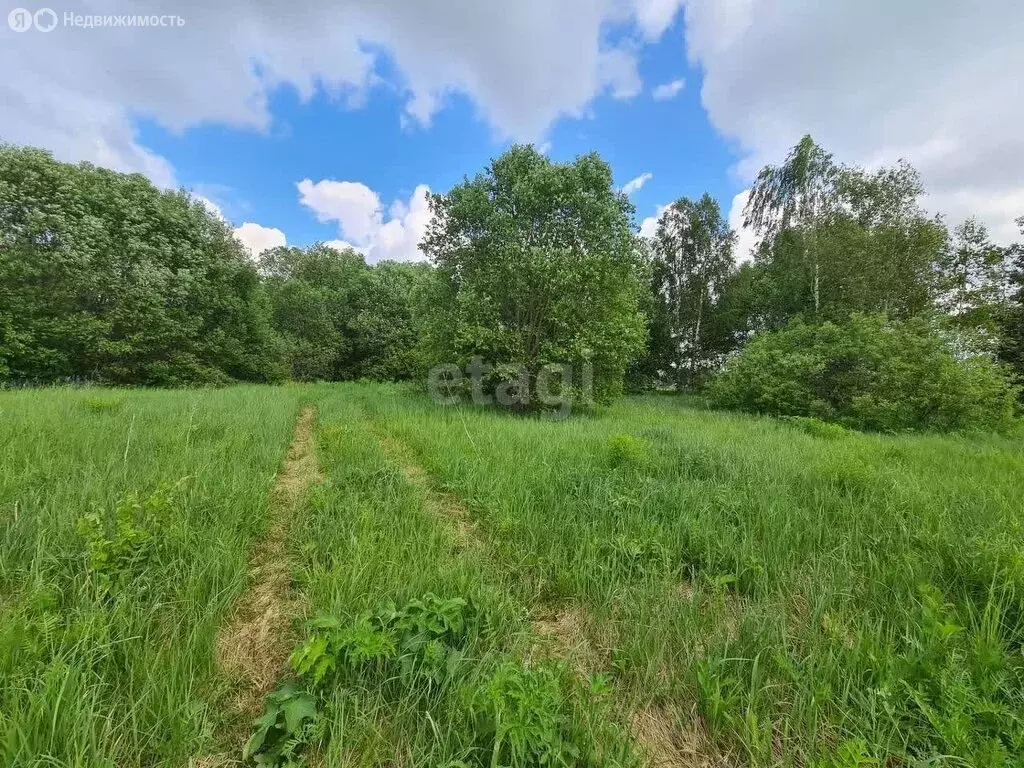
xmin=631 ymin=705 xmax=736 ymax=768
xmin=213 ymin=405 xmax=322 ymax=735
xmin=530 ymin=605 xmax=602 ymax=678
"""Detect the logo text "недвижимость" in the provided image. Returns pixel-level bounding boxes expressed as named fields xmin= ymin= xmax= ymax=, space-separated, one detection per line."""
xmin=8 ymin=8 xmax=185 ymax=32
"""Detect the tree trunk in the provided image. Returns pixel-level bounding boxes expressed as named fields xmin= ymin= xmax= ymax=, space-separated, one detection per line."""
xmin=690 ymin=288 xmax=705 ymax=390
xmin=814 ymin=259 xmax=820 ymax=316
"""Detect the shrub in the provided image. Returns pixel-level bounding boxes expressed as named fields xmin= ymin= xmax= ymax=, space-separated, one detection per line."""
xmin=604 ymin=433 xmax=653 ymax=469
xmin=708 ymin=314 xmax=1018 ymax=433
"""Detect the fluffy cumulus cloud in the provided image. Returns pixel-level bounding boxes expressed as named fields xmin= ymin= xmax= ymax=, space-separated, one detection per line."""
xmin=0 ymin=0 xmax=682 ymax=185
xmin=651 ymin=78 xmax=685 ymax=101
xmin=297 ymin=180 xmax=384 ymax=244
xmin=234 ymin=222 xmax=287 ymax=258
xmin=299 ymin=180 xmax=433 ymax=263
xmin=680 ymin=0 xmax=1024 ymax=241
xmin=621 ymin=172 xmax=653 ymax=195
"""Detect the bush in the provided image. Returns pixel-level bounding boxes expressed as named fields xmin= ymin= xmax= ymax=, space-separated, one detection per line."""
xmin=708 ymin=314 xmax=1018 ymax=433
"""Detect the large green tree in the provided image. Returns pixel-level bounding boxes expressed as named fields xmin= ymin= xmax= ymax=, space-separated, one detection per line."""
xmin=420 ymin=145 xmax=646 ymax=406
xmin=0 ymin=145 xmax=283 ymax=385
xmin=740 ymin=138 xmax=948 ymax=328
xmin=650 ymin=194 xmax=736 ymax=388
xmin=259 ymin=244 xmax=429 ymax=382
xmin=938 ymin=218 xmax=1012 ymax=340
xmin=745 ymin=135 xmax=838 ymax=318
xmin=259 ymin=243 xmax=367 ymax=381
xmin=353 ymin=261 xmax=432 ymax=381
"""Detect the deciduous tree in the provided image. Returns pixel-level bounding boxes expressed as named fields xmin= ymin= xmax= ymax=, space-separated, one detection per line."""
xmin=420 ymin=145 xmax=646 ymax=406
xmin=651 ymin=194 xmax=735 ymax=388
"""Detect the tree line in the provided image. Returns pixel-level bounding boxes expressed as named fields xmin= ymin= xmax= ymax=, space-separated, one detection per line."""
xmin=1 ymin=141 xmax=1022 ymax=432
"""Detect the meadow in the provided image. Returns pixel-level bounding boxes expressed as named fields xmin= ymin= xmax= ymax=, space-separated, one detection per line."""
xmin=1 ymin=382 xmax=1022 ymax=767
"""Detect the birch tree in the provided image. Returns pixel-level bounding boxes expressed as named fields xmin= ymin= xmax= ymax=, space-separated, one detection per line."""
xmin=652 ymin=193 xmax=735 ymax=388
xmin=745 ymin=135 xmax=837 ymax=317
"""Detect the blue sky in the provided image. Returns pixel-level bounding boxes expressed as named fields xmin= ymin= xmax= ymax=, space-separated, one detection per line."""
xmin=3 ymin=1 xmax=1022 ymax=258
xmin=133 ymin=13 xmax=736 ymax=254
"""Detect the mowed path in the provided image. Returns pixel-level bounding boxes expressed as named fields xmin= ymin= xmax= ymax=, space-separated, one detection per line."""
xmin=197 ymin=405 xmax=322 ymax=764
xmin=368 ymin=419 xmax=727 ymax=768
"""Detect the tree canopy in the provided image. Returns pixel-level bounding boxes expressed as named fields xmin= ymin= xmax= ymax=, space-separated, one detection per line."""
xmin=1 ymin=139 xmax=1020 ymax=432
xmin=0 ymin=145 xmax=281 ymax=385
xmin=420 ymin=145 xmax=646 ymax=407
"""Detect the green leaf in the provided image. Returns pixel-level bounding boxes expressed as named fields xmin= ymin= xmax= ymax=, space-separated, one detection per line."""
xmin=281 ymin=692 xmax=317 ymax=734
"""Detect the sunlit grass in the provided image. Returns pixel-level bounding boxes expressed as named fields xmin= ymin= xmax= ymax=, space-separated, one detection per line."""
xmin=2 ymin=382 xmax=1022 ymax=766
xmin=0 ymin=385 xmax=305 ymax=765
xmin=354 ymin=383 xmax=1024 ymax=765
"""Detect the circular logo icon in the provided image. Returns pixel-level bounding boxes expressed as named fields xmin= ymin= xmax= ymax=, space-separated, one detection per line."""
xmin=8 ymin=7 xmax=33 ymax=31
xmin=34 ymin=8 xmax=58 ymax=32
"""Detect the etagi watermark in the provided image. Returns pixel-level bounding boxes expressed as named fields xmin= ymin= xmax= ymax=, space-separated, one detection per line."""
xmin=8 ymin=7 xmax=186 ymax=32
xmin=427 ymin=357 xmax=593 ymax=420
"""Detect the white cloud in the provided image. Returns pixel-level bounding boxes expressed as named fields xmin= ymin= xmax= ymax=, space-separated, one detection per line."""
xmin=727 ymin=189 xmax=759 ymax=264
xmin=194 ymin=195 xmax=225 ymax=221
xmin=651 ymin=78 xmax=685 ymax=101
xmin=0 ymin=0 xmax=679 ymax=186
xmin=621 ymin=172 xmax=653 ymax=195
xmin=234 ymin=222 xmax=287 ymax=259
xmin=634 ymin=0 xmax=685 ymax=40
xmin=301 ymin=181 xmax=433 ymax=263
xmin=640 ymin=203 xmax=668 ymax=238
xmin=297 ymin=180 xmax=383 ymax=244
xmin=324 ymin=240 xmax=367 ymax=256
xmin=598 ymin=47 xmax=643 ymax=102
xmin=680 ymin=0 xmax=1024 ymax=241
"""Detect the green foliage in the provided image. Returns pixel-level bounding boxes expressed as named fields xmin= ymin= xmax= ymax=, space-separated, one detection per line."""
xmin=0 ymin=145 xmax=284 ymax=385
xmin=76 ymin=482 xmax=179 ymax=598
xmin=421 ymin=145 xmax=646 ymax=407
xmin=355 ymin=261 xmax=433 ymax=381
xmin=250 ymin=595 xmax=475 ymax=766
xmin=253 ymin=586 xmax=624 ymax=767
xmin=259 ymin=245 xmax=429 ymax=382
xmin=870 ymin=584 xmax=1024 ymax=765
xmin=709 ymin=313 xmax=1018 ymax=432
xmin=743 ymin=140 xmax=948 ymax=326
xmin=782 ymin=415 xmax=850 ymax=440
xmin=290 ymin=594 xmax=472 ymax=688
xmin=648 ymin=194 xmax=736 ymax=388
xmin=242 ymin=683 xmax=320 ymax=767
xmin=604 ymin=433 xmax=653 ymax=470
xmin=998 ymin=217 xmax=1024 ymax=391
xmin=468 ymin=662 xmax=579 ymax=767
xmin=938 ymin=218 xmax=1011 ymax=337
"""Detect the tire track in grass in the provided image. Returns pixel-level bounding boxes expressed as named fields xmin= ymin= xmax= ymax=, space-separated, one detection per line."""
xmin=532 ymin=604 xmax=730 ymax=768
xmin=367 ymin=424 xmax=484 ymax=553
xmin=196 ymin=405 xmax=322 ymax=765
xmin=368 ymin=422 xmax=727 ymax=768
xmin=630 ymin=705 xmax=732 ymax=768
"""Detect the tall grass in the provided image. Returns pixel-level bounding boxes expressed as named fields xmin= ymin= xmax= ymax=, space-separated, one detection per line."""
xmin=287 ymin=392 xmax=634 ymax=765
xmin=0 ymin=386 xmax=305 ymax=766
xmin=354 ymin=383 xmax=1024 ymax=766
xmin=3 ymin=382 xmax=1022 ymax=766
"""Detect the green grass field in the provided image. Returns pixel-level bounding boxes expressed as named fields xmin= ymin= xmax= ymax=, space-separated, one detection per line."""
xmin=1 ymin=383 xmax=1022 ymax=767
